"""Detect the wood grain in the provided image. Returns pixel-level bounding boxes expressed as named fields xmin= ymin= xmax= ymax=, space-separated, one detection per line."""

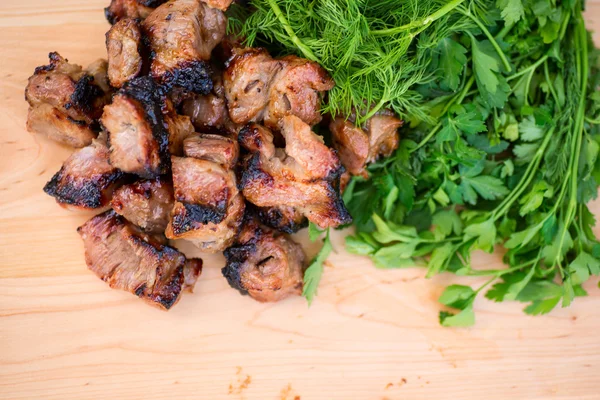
xmin=1 ymin=2 xmax=600 ymax=399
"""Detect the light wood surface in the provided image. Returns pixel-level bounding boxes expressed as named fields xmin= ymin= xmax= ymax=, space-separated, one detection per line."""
xmin=1 ymin=2 xmax=600 ymax=399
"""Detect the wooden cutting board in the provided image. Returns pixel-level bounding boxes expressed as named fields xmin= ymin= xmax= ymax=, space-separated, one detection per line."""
xmin=1 ymin=2 xmax=600 ymax=399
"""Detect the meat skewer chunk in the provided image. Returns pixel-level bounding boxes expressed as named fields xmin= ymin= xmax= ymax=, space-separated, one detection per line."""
xmin=78 ymin=210 xmax=202 ymax=310
xmin=222 ymin=215 xmax=306 ymax=303
xmin=106 ymin=18 xmax=144 ymax=88
xmin=25 ymin=53 xmax=112 ymax=147
xmin=239 ymin=116 xmax=352 ymax=229
xmin=256 ymin=205 xmax=307 ymax=234
xmin=43 ymin=137 xmax=123 ymax=210
xmin=223 ymin=48 xmax=334 ymax=128
xmin=166 ymin=156 xmax=245 ymax=252
xmin=101 ymin=77 xmax=170 ymax=177
xmin=329 ymin=110 xmax=403 ymax=177
xmin=183 ymin=133 xmax=239 ymax=168
xmin=143 ymin=0 xmax=226 ymax=94
xmin=105 ymin=0 xmax=162 ymax=25
xmin=111 ymin=178 xmax=174 ymax=234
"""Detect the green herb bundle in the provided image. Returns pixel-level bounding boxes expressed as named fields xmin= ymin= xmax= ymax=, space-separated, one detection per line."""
xmin=230 ymin=0 xmax=600 ymax=326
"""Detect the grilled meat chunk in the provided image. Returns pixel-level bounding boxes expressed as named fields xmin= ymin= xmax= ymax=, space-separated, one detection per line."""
xmin=224 ymin=49 xmax=334 ymax=127
xmin=78 ymin=210 xmax=202 ymax=310
xmin=26 ymin=103 xmax=96 ymax=148
xmin=365 ymin=110 xmax=403 ymax=163
xmin=101 ymin=77 xmax=170 ymax=177
xmin=203 ymin=0 xmax=233 ymax=10
xmin=43 ymin=137 xmax=123 ymax=210
xmin=106 ymin=18 xmax=144 ymax=88
xmin=181 ymin=68 xmax=239 ymax=134
xmin=239 ymin=116 xmax=351 ymax=229
xmin=223 ymin=48 xmax=282 ymax=124
xmin=263 ymin=55 xmax=334 ymax=128
xmin=166 ymin=156 xmax=244 ymax=252
xmin=25 ymin=53 xmax=112 ymax=146
xmin=183 ymin=133 xmax=239 ymax=168
xmin=105 ymin=0 xmax=160 ymax=24
xmin=111 ymin=178 xmax=174 ymax=233
xmin=163 ymin=100 xmax=195 ymax=155
xmin=222 ymin=215 xmax=305 ymax=302
xmin=256 ymin=205 xmax=307 ymax=234
xmin=329 ymin=110 xmax=403 ymax=176
xmin=328 ymin=118 xmax=369 ymax=176
xmin=143 ymin=0 xmax=226 ymax=93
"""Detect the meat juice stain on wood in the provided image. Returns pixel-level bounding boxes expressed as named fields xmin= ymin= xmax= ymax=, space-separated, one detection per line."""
xmin=228 ymin=366 xmax=252 ymax=397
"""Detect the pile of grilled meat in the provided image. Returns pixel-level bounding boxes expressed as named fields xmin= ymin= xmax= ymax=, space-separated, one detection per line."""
xmin=24 ymin=0 xmax=402 ymax=310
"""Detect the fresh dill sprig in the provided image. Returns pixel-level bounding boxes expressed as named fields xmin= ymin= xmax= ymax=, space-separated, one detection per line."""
xmin=228 ymin=0 xmax=476 ymax=124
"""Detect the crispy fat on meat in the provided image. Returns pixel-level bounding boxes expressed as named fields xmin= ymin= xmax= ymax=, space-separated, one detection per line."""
xmin=111 ymin=178 xmax=174 ymax=233
xmin=105 ymin=0 xmax=161 ymax=24
xmin=239 ymin=117 xmax=351 ymax=229
xmin=43 ymin=137 xmax=123 ymax=210
xmin=143 ymin=0 xmax=226 ymax=94
xmin=101 ymin=77 xmax=170 ymax=177
xmin=106 ymin=18 xmax=144 ymax=88
xmin=224 ymin=49 xmax=334 ymax=127
xmin=27 ymin=103 xmax=96 ymax=148
xmin=183 ymin=133 xmax=239 ymax=168
xmin=203 ymin=0 xmax=233 ymax=10
xmin=222 ymin=215 xmax=305 ymax=302
xmin=78 ymin=210 xmax=202 ymax=310
xmin=166 ymin=156 xmax=245 ymax=252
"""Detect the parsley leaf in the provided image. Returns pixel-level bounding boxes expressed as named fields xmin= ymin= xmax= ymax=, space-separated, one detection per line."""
xmin=302 ymin=230 xmax=333 ymax=306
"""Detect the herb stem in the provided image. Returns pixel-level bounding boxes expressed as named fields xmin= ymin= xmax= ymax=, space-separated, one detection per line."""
xmin=506 ymin=55 xmax=548 ymax=81
xmin=264 ymin=0 xmax=318 ymax=62
xmin=370 ymin=0 xmax=466 ymax=36
xmin=459 ymin=7 xmax=512 ymax=72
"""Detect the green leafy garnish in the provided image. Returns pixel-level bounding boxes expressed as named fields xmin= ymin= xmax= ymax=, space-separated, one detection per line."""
xmin=232 ymin=0 xmax=600 ymax=325
xmin=302 ymin=227 xmax=333 ymax=305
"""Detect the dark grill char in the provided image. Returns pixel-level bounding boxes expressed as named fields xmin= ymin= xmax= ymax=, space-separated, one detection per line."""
xmin=238 ymin=117 xmax=352 ymax=229
xmin=77 ymin=210 xmax=202 ymax=310
xmin=101 ymin=76 xmax=170 ymax=178
xmin=222 ymin=215 xmax=306 ymax=303
xmin=256 ymin=205 xmax=307 ymax=234
xmin=43 ymin=138 xmax=123 ymax=210
xmin=143 ymin=0 xmax=226 ymax=95
xmin=25 ymin=53 xmax=112 ymax=147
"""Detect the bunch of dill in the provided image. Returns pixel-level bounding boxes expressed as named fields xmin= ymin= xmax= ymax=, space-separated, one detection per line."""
xmin=230 ymin=0 xmax=600 ymax=325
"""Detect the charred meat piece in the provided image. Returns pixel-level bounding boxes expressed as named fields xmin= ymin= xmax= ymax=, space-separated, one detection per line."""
xmin=256 ymin=205 xmax=307 ymax=234
xmin=222 ymin=215 xmax=305 ymax=302
xmin=111 ymin=178 xmax=174 ymax=233
xmin=105 ymin=0 xmax=161 ymax=24
xmin=26 ymin=103 xmax=96 ymax=148
xmin=329 ymin=110 xmax=402 ymax=175
xmin=224 ymin=48 xmax=282 ymax=124
xmin=25 ymin=53 xmax=112 ymax=146
xmin=181 ymin=68 xmax=239 ymax=134
xmin=183 ymin=133 xmax=239 ymax=168
xmin=263 ymin=55 xmax=334 ymax=128
xmin=78 ymin=210 xmax=202 ymax=310
xmin=106 ymin=18 xmax=144 ymax=88
xmin=239 ymin=116 xmax=351 ymax=229
xmin=143 ymin=0 xmax=226 ymax=93
xmin=224 ymin=49 xmax=334 ymax=127
xmin=101 ymin=77 xmax=170 ymax=177
xmin=43 ymin=137 xmax=123 ymax=210
xmin=166 ymin=156 xmax=244 ymax=252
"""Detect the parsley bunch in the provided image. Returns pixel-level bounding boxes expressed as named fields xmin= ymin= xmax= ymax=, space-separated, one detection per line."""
xmin=231 ymin=0 xmax=600 ymax=325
